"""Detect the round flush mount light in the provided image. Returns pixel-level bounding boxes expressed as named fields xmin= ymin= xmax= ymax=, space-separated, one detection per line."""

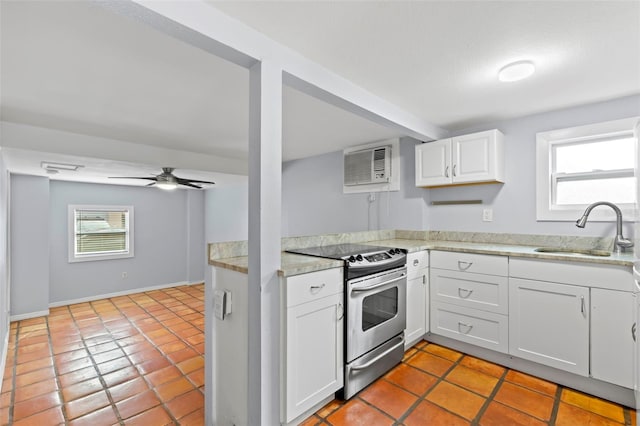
xmin=498 ymin=60 xmax=535 ymax=82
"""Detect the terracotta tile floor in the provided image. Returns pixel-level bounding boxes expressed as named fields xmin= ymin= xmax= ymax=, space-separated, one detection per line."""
xmin=0 ymin=284 xmax=205 ymax=425
xmin=304 ymin=341 xmax=638 ymax=426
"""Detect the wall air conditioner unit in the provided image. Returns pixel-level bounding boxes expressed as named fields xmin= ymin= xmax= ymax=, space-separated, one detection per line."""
xmin=344 ymin=146 xmax=391 ymax=186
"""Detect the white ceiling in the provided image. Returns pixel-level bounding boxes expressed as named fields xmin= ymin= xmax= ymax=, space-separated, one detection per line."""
xmin=1 ymin=1 xmax=639 ymax=186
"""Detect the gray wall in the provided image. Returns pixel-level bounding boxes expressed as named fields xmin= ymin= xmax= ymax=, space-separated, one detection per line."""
xmin=10 ymin=175 xmax=50 ymax=316
xmin=205 ymin=185 xmax=249 ymax=243
xmin=280 ymin=95 xmax=640 ymax=239
xmin=9 ymin=177 xmax=206 ymax=316
xmin=48 ymin=181 xmax=204 ymax=305
xmin=0 ymin=152 xmax=10 ymax=372
xmin=281 ymin=137 xmax=427 ymax=237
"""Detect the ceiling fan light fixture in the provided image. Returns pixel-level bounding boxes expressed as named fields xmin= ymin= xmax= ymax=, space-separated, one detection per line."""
xmin=498 ymin=60 xmax=535 ymax=82
xmin=156 ymin=182 xmax=178 ymax=190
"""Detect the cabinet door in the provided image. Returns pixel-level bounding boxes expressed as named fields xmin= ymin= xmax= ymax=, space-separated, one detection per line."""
xmin=415 ymin=139 xmax=451 ymax=187
xmin=285 ymin=294 xmax=343 ymax=423
xmin=451 ymin=130 xmax=503 ymax=184
xmin=509 ymin=278 xmax=589 ymax=376
xmin=405 ymin=273 xmax=427 ymax=348
xmin=591 ymin=289 xmax=635 ymax=388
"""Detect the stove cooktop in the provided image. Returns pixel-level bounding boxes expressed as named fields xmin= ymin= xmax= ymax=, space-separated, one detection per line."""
xmin=286 ymin=243 xmax=395 ymax=260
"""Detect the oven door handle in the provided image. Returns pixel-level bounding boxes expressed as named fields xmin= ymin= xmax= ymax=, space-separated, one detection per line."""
xmin=351 ymin=274 xmax=405 ymax=293
xmin=350 ymin=337 xmax=404 ymax=371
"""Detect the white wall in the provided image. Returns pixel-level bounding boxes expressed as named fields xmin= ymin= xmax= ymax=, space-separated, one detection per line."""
xmin=10 ymin=175 xmax=50 ymax=317
xmin=0 ymin=151 xmax=11 ymax=385
xmin=281 ymin=137 xmax=428 ymax=237
xmin=8 ymin=178 xmax=205 ymax=316
xmin=279 ymin=95 xmax=640 ymax=239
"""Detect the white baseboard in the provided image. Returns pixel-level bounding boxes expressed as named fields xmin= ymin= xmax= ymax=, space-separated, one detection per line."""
xmin=0 ymin=329 xmax=8 ymax=390
xmin=48 ymin=280 xmax=203 ymax=308
xmin=10 ymin=309 xmax=50 ymax=322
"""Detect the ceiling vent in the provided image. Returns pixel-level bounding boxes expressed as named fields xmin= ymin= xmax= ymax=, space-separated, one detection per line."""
xmin=41 ymin=161 xmax=84 ymax=174
xmin=344 ymin=146 xmax=391 ymax=186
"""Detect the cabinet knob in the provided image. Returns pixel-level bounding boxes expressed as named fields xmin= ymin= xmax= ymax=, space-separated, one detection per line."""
xmin=413 ymin=259 xmax=419 ymax=266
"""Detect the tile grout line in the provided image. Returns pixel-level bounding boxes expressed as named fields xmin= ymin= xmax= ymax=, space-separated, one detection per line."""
xmin=468 ymin=364 xmax=509 ymax=426
xmin=68 ymin=301 xmax=126 ymax=425
xmin=548 ymin=384 xmax=563 ymax=425
xmin=6 ymin=323 xmax=18 ymax=425
xmin=114 ymin=289 xmax=202 ymax=422
xmin=45 ymin=312 xmax=73 ymax=424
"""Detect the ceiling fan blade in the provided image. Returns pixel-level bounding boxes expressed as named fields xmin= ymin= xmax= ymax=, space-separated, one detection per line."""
xmin=176 ymin=177 xmax=215 ymax=185
xmin=178 ymin=181 xmax=203 ymax=189
xmin=109 ymin=176 xmax=158 ymax=181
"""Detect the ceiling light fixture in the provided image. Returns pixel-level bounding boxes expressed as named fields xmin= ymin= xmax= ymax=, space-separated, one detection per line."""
xmin=155 ymin=182 xmax=178 ymax=190
xmin=498 ymin=60 xmax=535 ymax=82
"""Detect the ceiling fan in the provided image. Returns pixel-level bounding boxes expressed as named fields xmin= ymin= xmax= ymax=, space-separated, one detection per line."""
xmin=110 ymin=167 xmax=215 ymax=190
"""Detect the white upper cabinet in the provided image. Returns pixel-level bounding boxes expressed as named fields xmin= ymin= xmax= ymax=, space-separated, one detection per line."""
xmin=416 ymin=129 xmax=505 ymax=187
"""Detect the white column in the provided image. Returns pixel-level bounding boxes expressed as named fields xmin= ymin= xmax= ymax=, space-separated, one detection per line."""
xmin=248 ymin=59 xmax=282 ymax=425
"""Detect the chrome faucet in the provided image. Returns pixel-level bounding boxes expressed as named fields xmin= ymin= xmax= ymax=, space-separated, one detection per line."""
xmin=576 ymin=201 xmax=633 ymax=253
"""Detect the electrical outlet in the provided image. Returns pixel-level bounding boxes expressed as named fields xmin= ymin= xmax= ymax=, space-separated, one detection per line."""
xmin=122 ymin=272 xmax=128 ymax=279
xmin=482 ymin=209 xmax=493 ymax=222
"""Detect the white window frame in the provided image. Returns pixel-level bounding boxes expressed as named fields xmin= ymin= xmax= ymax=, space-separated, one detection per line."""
xmin=536 ymin=117 xmax=639 ymax=221
xmin=68 ymin=205 xmax=134 ymax=263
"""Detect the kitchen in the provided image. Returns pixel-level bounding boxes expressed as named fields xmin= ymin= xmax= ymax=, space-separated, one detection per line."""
xmin=1 ymin=1 xmax=640 ymax=426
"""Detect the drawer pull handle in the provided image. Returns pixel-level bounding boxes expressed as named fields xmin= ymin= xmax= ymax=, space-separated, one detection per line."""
xmin=458 ymin=321 xmax=473 ymax=334
xmin=458 ymin=288 xmax=473 ymax=298
xmin=632 ymin=323 xmax=636 ymax=342
xmin=580 ymin=295 xmax=585 ymax=314
xmin=413 ymin=259 xmax=420 ymax=266
xmin=457 ymin=261 xmax=473 ymax=271
xmin=310 ymin=283 xmax=326 ymax=294
xmin=337 ymin=303 xmax=344 ymax=321
xmin=453 ymin=164 xmax=457 ymax=177
xmin=445 ymin=166 xmax=450 ymax=178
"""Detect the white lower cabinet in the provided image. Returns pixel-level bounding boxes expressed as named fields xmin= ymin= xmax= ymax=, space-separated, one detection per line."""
xmin=431 ymin=301 xmax=509 ymax=352
xmin=509 ymin=278 xmax=589 ymax=376
xmin=429 ymin=251 xmax=509 ymax=353
xmin=591 ymin=288 xmax=635 ymax=388
xmin=282 ymin=268 xmax=344 ymax=424
xmin=405 ymin=251 xmax=429 ymax=348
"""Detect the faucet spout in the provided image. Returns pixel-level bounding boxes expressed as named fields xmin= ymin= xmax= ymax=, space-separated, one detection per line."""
xmin=576 ymin=201 xmax=633 ymax=253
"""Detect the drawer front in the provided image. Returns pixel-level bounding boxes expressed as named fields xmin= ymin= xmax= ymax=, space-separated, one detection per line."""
xmin=430 ymin=251 xmax=507 ymax=276
xmin=430 ymin=302 xmax=508 ymax=353
xmin=287 ymin=268 xmax=343 ymax=307
xmin=407 ymin=250 xmax=429 ymax=278
xmin=431 ymin=269 xmax=508 ymax=314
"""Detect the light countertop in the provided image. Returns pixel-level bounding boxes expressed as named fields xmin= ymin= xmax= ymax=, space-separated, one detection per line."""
xmin=210 ymin=238 xmax=633 ymax=277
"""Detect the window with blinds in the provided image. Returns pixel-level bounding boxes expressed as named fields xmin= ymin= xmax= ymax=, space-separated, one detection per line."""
xmin=68 ymin=205 xmax=134 ymax=262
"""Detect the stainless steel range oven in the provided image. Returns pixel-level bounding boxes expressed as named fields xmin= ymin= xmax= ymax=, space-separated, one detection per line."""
xmin=286 ymin=244 xmax=407 ymax=399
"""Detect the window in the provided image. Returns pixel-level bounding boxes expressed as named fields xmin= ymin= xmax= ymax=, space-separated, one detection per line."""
xmin=536 ymin=117 xmax=639 ymax=221
xmin=68 ymin=205 xmax=134 ymax=262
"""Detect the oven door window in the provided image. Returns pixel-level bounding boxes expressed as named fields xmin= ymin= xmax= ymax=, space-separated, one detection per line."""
xmin=362 ymin=287 xmax=398 ymax=331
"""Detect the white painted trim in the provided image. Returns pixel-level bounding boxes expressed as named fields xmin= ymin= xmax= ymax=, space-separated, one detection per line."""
xmin=536 ymin=116 xmax=640 ymax=221
xmin=10 ymin=310 xmax=50 ymax=322
xmin=48 ymin=280 xmax=203 ymax=308
xmin=0 ymin=331 xmax=9 ymax=392
xmin=68 ymin=204 xmax=135 ymax=263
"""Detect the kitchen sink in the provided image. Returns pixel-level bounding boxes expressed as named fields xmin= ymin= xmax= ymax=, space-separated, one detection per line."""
xmin=534 ymin=247 xmax=611 ymax=257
